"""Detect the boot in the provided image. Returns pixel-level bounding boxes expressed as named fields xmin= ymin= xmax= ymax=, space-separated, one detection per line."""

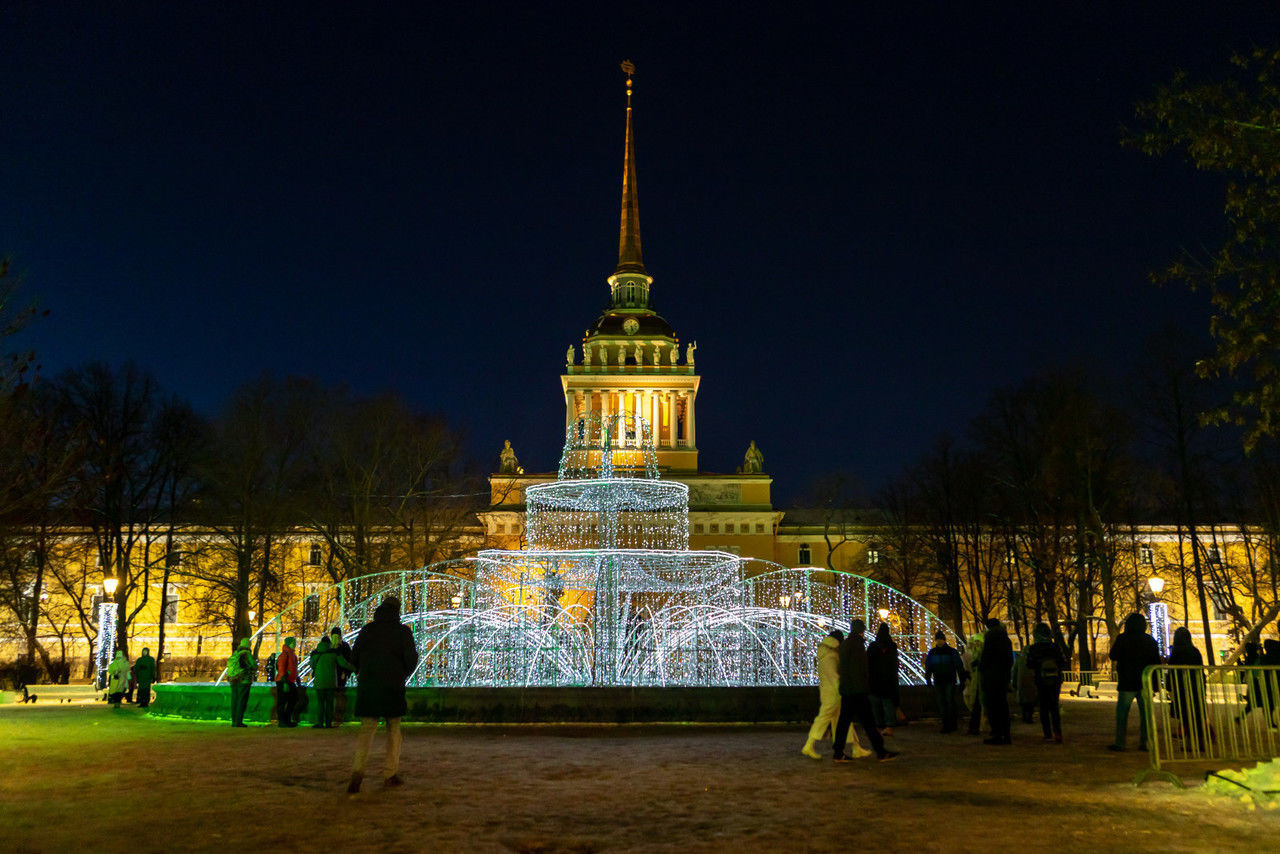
xmin=346 ymin=773 xmax=363 ymax=795
xmin=801 ymin=739 xmax=821 ymax=759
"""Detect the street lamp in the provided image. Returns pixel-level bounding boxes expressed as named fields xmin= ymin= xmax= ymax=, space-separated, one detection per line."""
xmin=95 ymin=574 xmax=119 ymax=691
xmin=877 ymin=607 xmax=890 ymax=623
xmin=1147 ymin=575 xmax=1165 ymax=596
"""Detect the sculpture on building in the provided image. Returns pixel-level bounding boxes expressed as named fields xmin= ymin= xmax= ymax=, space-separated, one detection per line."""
xmin=652 ymin=346 xmax=661 ymax=366
xmin=669 ymin=344 xmax=678 ymax=365
xmin=617 ymin=346 xmax=625 ymax=366
xmin=633 ymin=343 xmax=643 ymax=365
xmin=566 ymin=345 xmax=575 ymax=366
xmin=499 ymin=440 xmax=522 ymax=475
xmin=739 ymin=440 xmax=764 ymax=474
xmin=583 ymin=343 xmax=592 ymax=366
xmin=686 ymin=340 xmax=697 ymax=365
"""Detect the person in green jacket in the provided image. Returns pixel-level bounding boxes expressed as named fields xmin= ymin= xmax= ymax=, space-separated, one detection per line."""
xmin=308 ymin=635 xmax=353 ymax=729
xmin=226 ymin=638 xmax=256 ymax=728
xmin=132 ymin=648 xmax=157 ymax=709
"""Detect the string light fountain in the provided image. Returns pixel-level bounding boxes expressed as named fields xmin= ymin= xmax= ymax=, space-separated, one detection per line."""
xmin=227 ymin=415 xmax=959 ymax=688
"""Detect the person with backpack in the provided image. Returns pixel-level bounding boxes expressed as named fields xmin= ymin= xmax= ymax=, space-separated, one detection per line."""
xmin=1023 ymin=622 xmax=1066 ymax=743
xmin=226 ymin=638 xmax=256 ymax=727
xmin=924 ymin=630 xmax=965 ymax=733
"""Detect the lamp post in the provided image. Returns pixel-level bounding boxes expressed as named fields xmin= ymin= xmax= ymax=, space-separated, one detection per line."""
xmin=95 ymin=574 xmax=119 ymax=691
xmin=1146 ymin=575 xmax=1170 ymax=654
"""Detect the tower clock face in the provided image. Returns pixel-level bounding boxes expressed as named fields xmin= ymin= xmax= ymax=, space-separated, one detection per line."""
xmin=623 ymin=317 xmax=639 ymax=335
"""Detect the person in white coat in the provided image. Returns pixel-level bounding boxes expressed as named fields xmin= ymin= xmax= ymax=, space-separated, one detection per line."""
xmin=106 ymin=650 xmax=131 ymax=706
xmin=802 ymin=630 xmax=871 ymax=759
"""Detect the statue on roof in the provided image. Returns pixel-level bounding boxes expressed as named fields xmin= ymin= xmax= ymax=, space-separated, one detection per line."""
xmin=740 ymin=440 xmax=764 ymax=474
xmin=686 ymin=341 xmax=697 ymax=365
xmin=566 ymin=345 xmax=575 ymax=366
xmin=499 ymin=440 xmax=521 ymax=475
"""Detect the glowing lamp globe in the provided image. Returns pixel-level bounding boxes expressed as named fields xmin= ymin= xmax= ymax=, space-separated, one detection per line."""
xmin=1147 ymin=576 xmax=1165 ymax=595
xmin=103 ymin=575 xmax=119 ymax=595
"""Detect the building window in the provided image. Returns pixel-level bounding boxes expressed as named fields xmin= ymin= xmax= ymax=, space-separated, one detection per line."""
xmin=798 ymin=544 xmax=811 ymax=565
xmin=710 ymin=523 xmax=719 ymax=534
xmin=755 ymin=523 xmax=765 ymax=534
xmin=1207 ymin=545 xmax=1222 ymax=564
xmin=308 ymin=545 xmax=323 ymax=566
xmin=303 ymin=594 xmax=320 ymax=623
xmin=694 ymin=524 xmax=704 ymax=534
xmin=1139 ymin=545 xmax=1154 ymax=566
xmin=165 ymin=548 xmax=182 ymax=569
xmin=163 ymin=591 xmax=179 ymax=623
xmin=867 ymin=549 xmax=880 ymax=565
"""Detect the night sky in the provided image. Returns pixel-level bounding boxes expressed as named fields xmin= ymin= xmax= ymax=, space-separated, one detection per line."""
xmin=4 ymin=3 xmax=1276 ymax=504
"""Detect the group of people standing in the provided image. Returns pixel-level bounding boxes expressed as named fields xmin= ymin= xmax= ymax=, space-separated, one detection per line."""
xmin=223 ymin=596 xmax=420 ymax=794
xmin=105 ymin=647 xmax=157 ymax=709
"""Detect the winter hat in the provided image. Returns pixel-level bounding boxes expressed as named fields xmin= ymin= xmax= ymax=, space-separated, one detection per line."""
xmin=985 ymin=617 xmax=1001 ymax=630
xmin=828 ymin=629 xmax=845 ymax=642
xmin=934 ymin=630 xmax=946 ymax=641
xmin=284 ymin=636 xmax=296 ymax=648
xmin=330 ymin=626 xmax=343 ymax=638
xmin=1032 ymin=622 xmax=1052 ymax=643
xmin=849 ymin=618 xmax=866 ymax=635
xmin=238 ymin=638 xmax=252 ymax=650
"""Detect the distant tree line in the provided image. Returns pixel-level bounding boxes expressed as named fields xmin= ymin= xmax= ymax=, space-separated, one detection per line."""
xmin=0 ymin=348 xmax=480 ymax=682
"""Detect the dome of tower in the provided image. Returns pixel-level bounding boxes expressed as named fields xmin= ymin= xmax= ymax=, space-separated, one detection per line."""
xmin=588 ymin=311 xmax=676 ymax=339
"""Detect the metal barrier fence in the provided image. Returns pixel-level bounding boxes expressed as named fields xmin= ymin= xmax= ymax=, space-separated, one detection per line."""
xmin=1137 ymin=664 xmax=1280 ymax=787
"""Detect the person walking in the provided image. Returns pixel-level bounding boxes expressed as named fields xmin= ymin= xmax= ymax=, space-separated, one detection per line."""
xmin=226 ymin=638 xmax=256 ymax=727
xmin=348 ymin=596 xmax=420 ymax=794
xmin=132 ymin=647 xmax=157 ymax=710
xmin=1106 ymin=612 xmax=1162 ymax=752
xmin=980 ymin=619 xmax=1014 ymax=745
xmin=106 ymin=650 xmax=131 ymax=706
xmin=309 ymin=634 xmax=353 ymax=729
xmin=802 ymin=630 xmax=871 ymax=759
xmin=832 ymin=619 xmax=898 ymax=763
xmin=276 ymin=636 xmax=300 ymax=728
xmin=1166 ymin=626 xmax=1207 ymax=751
xmin=1024 ymin=622 xmax=1066 ymax=743
xmin=963 ymin=632 xmax=985 ymax=735
xmin=924 ymin=630 xmax=965 ymax=733
xmin=330 ymin=626 xmax=354 ymax=725
xmin=867 ymin=622 xmax=902 ymax=736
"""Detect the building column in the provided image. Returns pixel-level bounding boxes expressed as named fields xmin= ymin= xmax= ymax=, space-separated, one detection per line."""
xmin=667 ymin=391 xmax=676 ymax=448
xmin=649 ymin=391 xmax=659 ymax=448
xmin=565 ymin=389 xmax=573 ymax=431
xmin=688 ymin=392 xmax=696 ymax=449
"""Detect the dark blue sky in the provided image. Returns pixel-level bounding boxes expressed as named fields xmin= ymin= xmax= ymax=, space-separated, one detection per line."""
xmin=2 ymin=2 xmax=1273 ymax=503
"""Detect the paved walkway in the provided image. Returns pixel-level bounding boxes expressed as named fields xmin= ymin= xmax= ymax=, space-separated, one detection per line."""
xmin=2 ymin=699 xmax=1276 ymax=852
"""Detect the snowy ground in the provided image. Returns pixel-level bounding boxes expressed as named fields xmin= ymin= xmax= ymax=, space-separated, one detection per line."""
xmin=2 ymin=698 xmax=1277 ymax=853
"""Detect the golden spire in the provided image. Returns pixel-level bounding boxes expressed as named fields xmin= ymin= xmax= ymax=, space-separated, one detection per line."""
xmin=615 ymin=60 xmax=646 ymax=275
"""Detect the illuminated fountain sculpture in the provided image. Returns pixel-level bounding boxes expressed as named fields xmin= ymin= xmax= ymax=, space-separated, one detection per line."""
xmin=231 ymin=415 xmax=959 ymax=688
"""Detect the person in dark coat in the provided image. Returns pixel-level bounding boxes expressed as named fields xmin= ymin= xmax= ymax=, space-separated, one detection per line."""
xmin=1023 ymin=622 xmax=1066 ymax=743
xmin=831 ymin=619 xmax=897 ymax=762
xmin=867 ymin=622 xmax=902 ymax=735
xmin=329 ymin=626 xmax=354 ymax=725
xmin=1107 ymin=611 xmax=1162 ymax=751
xmin=1166 ymin=626 xmax=1206 ymax=750
xmin=924 ymin=630 xmax=965 ymax=733
xmin=348 ymin=596 xmax=420 ymax=793
xmin=1264 ymin=639 xmax=1280 ymax=727
xmin=132 ymin=647 xmax=157 ymax=710
xmin=980 ymin=619 xmax=1014 ymax=745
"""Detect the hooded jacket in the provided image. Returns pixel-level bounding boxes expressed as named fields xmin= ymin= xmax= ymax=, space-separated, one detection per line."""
xmin=276 ymin=641 xmax=299 ymax=685
xmin=308 ymin=636 xmax=353 ymax=690
xmin=925 ymin=641 xmax=964 ymax=687
xmin=226 ymin=639 xmax=255 ymax=683
xmin=107 ymin=651 xmax=131 ymax=695
xmin=980 ymin=622 xmax=1014 ymax=687
xmin=867 ymin=629 xmax=900 ymax=700
xmin=816 ymin=635 xmax=841 ymax=704
xmin=133 ymin=652 xmax=157 ymax=685
xmin=352 ymin=597 xmax=420 ymax=718
xmin=1108 ymin=613 xmax=1162 ymax=692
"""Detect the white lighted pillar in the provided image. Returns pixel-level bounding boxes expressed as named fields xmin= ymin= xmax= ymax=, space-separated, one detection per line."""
xmin=649 ymin=391 xmax=658 ymax=447
xmin=602 ymin=389 xmax=613 ymax=440
xmin=666 ymin=392 xmax=675 ymax=447
xmin=565 ymin=389 xmax=574 ymax=430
